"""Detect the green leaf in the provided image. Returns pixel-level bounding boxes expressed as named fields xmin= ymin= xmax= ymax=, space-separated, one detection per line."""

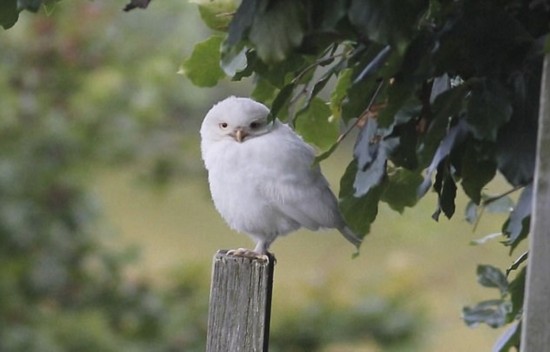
xmin=418 ymin=119 xmax=468 ymax=198
xmin=391 ymin=30 xmax=436 ymax=84
xmin=508 ymin=267 xmax=526 ymax=319
xmin=431 ymin=82 xmax=468 ymax=120
xmin=347 ymin=0 xmax=425 ymax=45
xmin=353 ymin=45 xmax=392 ymax=84
xmin=268 ymin=84 xmax=294 ymax=122
xmin=495 ymin=64 xmax=539 ymax=187
xmin=381 ymin=169 xmax=422 ymax=213
xmin=483 ymin=193 xmax=515 ymax=214
xmin=460 ymin=141 xmax=497 ymax=205
xmin=299 ymin=73 xmax=333 ymax=112
xmin=232 ymin=50 xmax=257 ymax=81
xmin=465 ymin=200 xmax=478 ymax=224
xmin=352 ymin=118 xmax=398 ymax=197
xmin=439 ymin=171 xmax=456 ymax=219
xmin=180 ymin=35 xmax=226 ymax=87
xmin=314 ymin=142 xmax=340 ymax=165
xmin=466 ymin=80 xmax=512 ymax=141
xmin=293 ymin=70 xmax=336 ymax=123
xmin=354 ymin=118 xmax=380 ymax=171
xmin=477 ymin=265 xmax=509 ymax=295
xmin=430 ymin=74 xmax=450 ymax=101
xmin=388 ymin=118 xmax=419 ymax=169
xmin=468 ymin=191 xmax=515 ymax=226
xmin=496 ymin=115 xmax=537 ymax=187
xmin=418 ymin=84 xmax=468 ymax=168
xmin=0 ymin=0 xmax=18 ymax=30
xmin=504 ymin=184 xmax=532 ymax=249
xmin=341 ymin=46 xmax=387 ymax=122
xmin=506 ymin=252 xmax=527 ymax=276
xmin=42 ymin=0 xmax=60 ymax=15
xmin=294 ymin=98 xmax=339 ymax=151
xmin=339 ymin=160 xmax=384 ymax=235
xmin=251 ymin=78 xmax=277 ymax=104
xmin=315 ymin=0 xmax=350 ymax=30
xmin=430 ymin=160 xmax=457 ymax=221
xmin=249 ymin=0 xmax=306 ymax=63
xmin=376 ymin=34 xmax=437 ymax=128
xmin=191 ymin=0 xmax=237 ymax=31
xmin=493 ymin=322 xmax=521 ymax=352
xmin=220 ymin=0 xmax=257 ymax=70
xmin=223 ymin=0 xmax=257 ymax=48
xmin=353 ymin=151 xmax=387 ymax=197
xmin=376 ymin=33 xmax=433 ymax=126
xmin=18 ymin=0 xmax=42 ymax=12
xmin=330 ymin=68 xmax=353 ymax=119
xmin=377 ymin=82 xmax=416 ymax=128
xmin=254 ymin=53 xmax=308 ymax=88
xmin=222 ymin=45 xmax=247 ymax=77
xmin=463 ymin=299 xmax=512 ymax=328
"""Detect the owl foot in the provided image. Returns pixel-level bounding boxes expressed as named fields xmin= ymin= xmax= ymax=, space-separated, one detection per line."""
xmin=227 ymin=248 xmax=270 ymax=263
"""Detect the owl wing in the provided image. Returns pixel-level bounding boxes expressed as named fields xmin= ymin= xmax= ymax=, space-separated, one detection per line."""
xmin=257 ymin=124 xmax=345 ymax=231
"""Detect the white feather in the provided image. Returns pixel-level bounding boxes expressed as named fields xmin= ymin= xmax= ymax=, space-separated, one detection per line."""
xmin=200 ymin=96 xmax=361 ymax=253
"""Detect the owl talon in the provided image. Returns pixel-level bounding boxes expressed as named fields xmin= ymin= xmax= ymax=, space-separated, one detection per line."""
xmin=227 ymin=248 xmax=270 ymax=262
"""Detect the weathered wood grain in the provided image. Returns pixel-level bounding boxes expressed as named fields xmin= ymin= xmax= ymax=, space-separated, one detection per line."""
xmin=521 ymin=54 xmax=550 ymax=351
xmin=206 ymin=250 xmax=275 ymax=352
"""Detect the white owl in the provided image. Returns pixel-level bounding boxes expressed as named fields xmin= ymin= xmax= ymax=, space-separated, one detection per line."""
xmin=200 ymin=96 xmax=361 ymax=258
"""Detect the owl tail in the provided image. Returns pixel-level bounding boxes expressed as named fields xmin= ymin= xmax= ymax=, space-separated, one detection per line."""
xmin=338 ymin=226 xmax=362 ymax=250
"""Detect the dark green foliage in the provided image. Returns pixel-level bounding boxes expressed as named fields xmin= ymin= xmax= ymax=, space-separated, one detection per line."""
xmin=294 ymin=98 xmax=339 ymax=151
xmin=0 ymin=3 xmax=210 ymax=351
xmin=0 ymin=0 xmax=18 ymax=29
xmin=348 ymin=0 xmax=428 ymax=46
xmin=181 ymin=35 xmax=226 ymax=87
xmin=178 ymin=0 xmax=548 ymax=346
xmin=352 ymin=118 xmax=395 ymax=197
xmin=466 ymin=80 xmax=512 ymax=141
xmin=460 ymin=140 xmax=497 ymax=205
xmin=503 ymin=185 xmax=533 ymax=251
xmin=381 ymin=169 xmax=423 ymax=213
xmin=339 ymin=160 xmax=384 ymax=235
xmin=270 ymin=291 xmax=424 ymax=352
xmin=463 ymin=265 xmax=525 ymax=350
xmin=493 ymin=322 xmax=521 ymax=352
xmin=5 ymin=0 xmax=550 ymax=349
xmin=0 ymin=0 xmax=60 ymax=29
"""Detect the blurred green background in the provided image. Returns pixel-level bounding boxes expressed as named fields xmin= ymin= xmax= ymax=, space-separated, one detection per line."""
xmin=0 ymin=1 xmax=516 ymax=351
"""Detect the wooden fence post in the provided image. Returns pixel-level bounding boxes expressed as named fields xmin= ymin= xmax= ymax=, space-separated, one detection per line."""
xmin=206 ymin=250 xmax=275 ymax=352
xmin=520 ymin=53 xmax=550 ymax=351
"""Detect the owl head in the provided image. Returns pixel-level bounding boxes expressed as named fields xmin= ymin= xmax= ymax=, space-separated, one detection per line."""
xmin=200 ymin=96 xmax=273 ymax=144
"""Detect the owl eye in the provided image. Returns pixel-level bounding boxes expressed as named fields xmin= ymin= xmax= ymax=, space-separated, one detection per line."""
xmin=249 ymin=121 xmax=262 ymax=129
xmin=219 ymin=122 xmax=228 ymax=129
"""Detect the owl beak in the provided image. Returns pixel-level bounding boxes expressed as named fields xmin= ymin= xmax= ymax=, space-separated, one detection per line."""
xmin=234 ymin=128 xmax=248 ymax=143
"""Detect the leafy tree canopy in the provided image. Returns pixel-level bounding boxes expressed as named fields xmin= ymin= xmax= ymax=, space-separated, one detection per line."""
xmin=0 ymin=2 xmax=426 ymax=351
xmin=4 ymin=0 xmax=550 ymax=350
xmin=180 ymin=0 xmax=549 ymax=349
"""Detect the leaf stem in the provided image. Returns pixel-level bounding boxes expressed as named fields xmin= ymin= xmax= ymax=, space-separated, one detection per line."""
xmin=337 ymin=79 xmax=385 ymax=144
xmin=291 ymin=44 xmax=348 ymax=85
xmin=472 ymin=203 xmax=486 ymax=233
xmin=314 ymin=79 xmax=385 ymax=164
xmin=482 ymin=185 xmax=525 ymax=207
xmin=473 ymin=184 xmax=526 ymax=232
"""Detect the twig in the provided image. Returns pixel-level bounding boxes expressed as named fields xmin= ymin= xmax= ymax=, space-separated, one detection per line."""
xmin=291 ymin=44 xmax=348 ymax=85
xmin=472 ymin=184 xmax=525 ymax=232
xmin=336 ymin=79 xmax=385 ymax=144
xmin=482 ymin=185 xmax=524 ymax=207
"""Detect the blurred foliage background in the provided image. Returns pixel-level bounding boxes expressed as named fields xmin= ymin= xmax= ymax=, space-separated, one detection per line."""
xmin=0 ymin=1 xmax=519 ymax=351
